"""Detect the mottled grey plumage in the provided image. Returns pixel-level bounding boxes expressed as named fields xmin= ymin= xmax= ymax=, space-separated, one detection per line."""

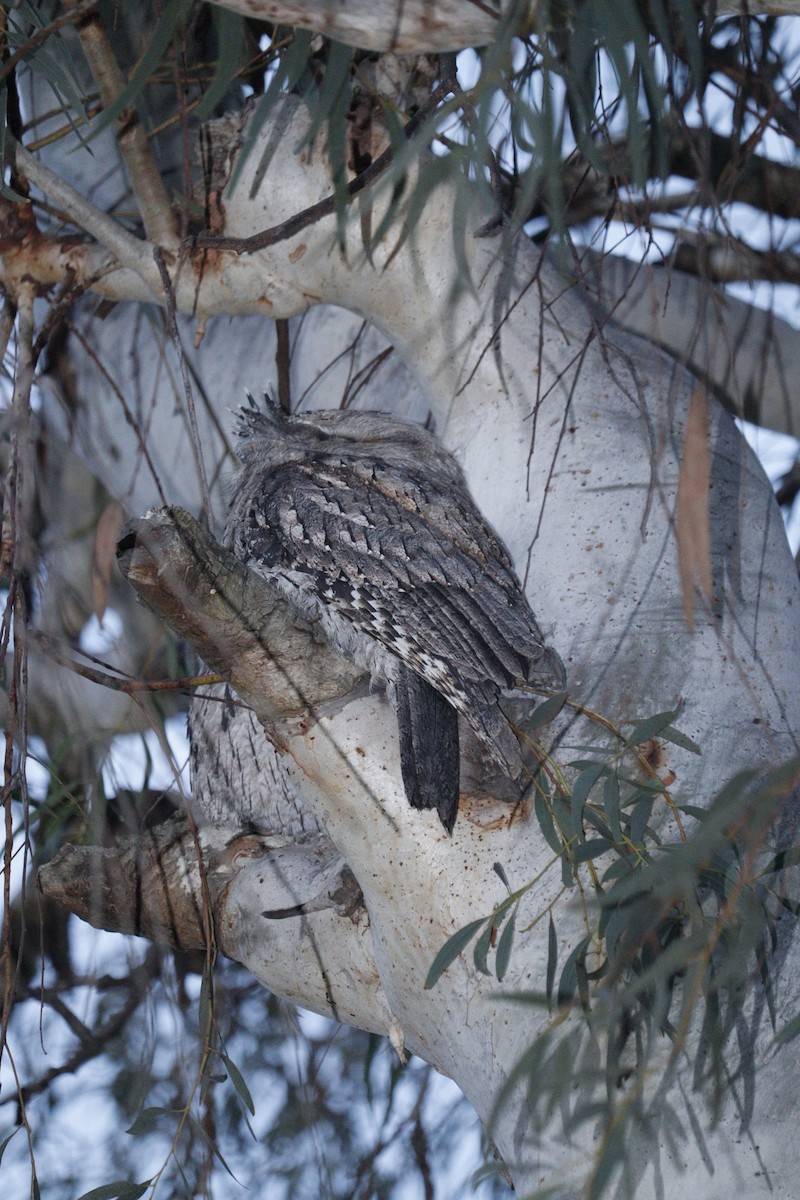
xmin=227 ymin=396 xmax=565 ymax=832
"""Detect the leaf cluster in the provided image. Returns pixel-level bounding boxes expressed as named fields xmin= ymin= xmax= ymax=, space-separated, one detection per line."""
xmin=427 ymin=697 xmax=800 ymax=1198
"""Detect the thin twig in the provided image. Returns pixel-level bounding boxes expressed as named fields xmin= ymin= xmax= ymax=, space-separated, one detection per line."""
xmin=30 ymin=628 xmax=221 ymax=694
xmin=153 ymin=248 xmax=214 ymax=525
xmin=62 ymin=0 xmax=178 ymax=246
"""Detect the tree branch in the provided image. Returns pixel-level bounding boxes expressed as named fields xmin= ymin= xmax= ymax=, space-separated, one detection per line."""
xmin=38 ymin=812 xmax=395 ymax=1036
xmin=578 ymin=246 xmax=800 ymax=434
xmin=115 ymin=506 xmax=363 ymax=721
xmin=8 ymin=139 xmax=164 ymax=295
xmin=62 ymin=0 xmax=178 ymax=247
xmin=202 ymin=1 xmax=800 ymax=54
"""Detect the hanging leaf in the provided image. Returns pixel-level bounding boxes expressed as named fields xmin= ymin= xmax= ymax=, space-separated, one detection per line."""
xmin=496 ymin=907 xmax=518 ymax=981
xmin=660 ymin=724 xmax=702 ymax=755
xmin=571 ymin=762 xmax=607 ymax=839
xmin=535 ymin=787 xmax=566 ymax=856
xmin=193 ymin=8 xmax=247 ymax=123
xmin=557 ymin=933 xmax=593 ymax=1007
xmin=230 ymin=29 xmax=314 ymax=195
xmin=219 ymin=1052 xmax=256 ymax=1116
xmin=528 ymin=690 xmax=568 ymax=731
xmin=425 ymin=917 xmax=487 ymax=989
xmin=627 ymin=705 xmax=683 ymax=746
xmin=493 ymin=861 xmax=510 ymax=889
xmin=473 ymin=919 xmax=494 ymax=976
xmin=92 ymin=500 xmax=126 ymax=624
xmin=76 ymin=1184 xmax=149 ymax=1200
xmin=545 ymin=914 xmax=558 ymax=1010
xmin=126 ymin=1106 xmax=172 ymax=1136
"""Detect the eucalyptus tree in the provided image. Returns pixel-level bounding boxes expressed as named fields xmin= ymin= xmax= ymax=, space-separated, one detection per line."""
xmin=2 ymin=3 xmax=800 ymax=1198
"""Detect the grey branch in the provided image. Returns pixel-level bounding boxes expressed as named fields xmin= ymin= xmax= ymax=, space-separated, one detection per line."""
xmin=115 ymin=506 xmax=363 ymax=723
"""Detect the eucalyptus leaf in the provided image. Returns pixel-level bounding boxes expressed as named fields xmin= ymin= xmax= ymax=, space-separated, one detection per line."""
xmin=473 ymin=919 xmax=494 ymax=976
xmin=546 ymin=914 xmax=557 ymax=1010
xmin=571 ymin=762 xmax=607 ymax=839
xmin=528 ymin=690 xmax=568 ymax=730
xmin=193 ymin=8 xmax=247 ymax=123
xmin=496 ymin=907 xmax=518 ymax=981
xmin=77 ymin=1184 xmax=148 ymax=1200
xmin=220 ymin=1052 xmax=256 ymax=1116
xmin=425 ymin=917 xmax=487 ymax=989
xmin=627 ymin=705 xmax=683 ymax=746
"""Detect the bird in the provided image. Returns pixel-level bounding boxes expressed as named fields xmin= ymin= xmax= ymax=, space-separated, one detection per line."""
xmin=226 ymin=394 xmax=565 ymax=833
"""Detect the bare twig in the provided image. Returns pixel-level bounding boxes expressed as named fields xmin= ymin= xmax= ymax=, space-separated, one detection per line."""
xmin=153 ymin=248 xmax=214 ymax=525
xmin=29 ymin=628 xmax=221 ymax=694
xmin=62 ymin=0 xmax=178 ymax=246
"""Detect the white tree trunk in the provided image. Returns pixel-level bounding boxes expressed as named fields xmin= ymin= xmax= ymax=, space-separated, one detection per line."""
xmin=19 ymin=91 xmax=800 ymax=1197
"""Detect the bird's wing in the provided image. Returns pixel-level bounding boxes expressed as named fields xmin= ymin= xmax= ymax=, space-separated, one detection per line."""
xmin=249 ymin=456 xmax=556 ymax=693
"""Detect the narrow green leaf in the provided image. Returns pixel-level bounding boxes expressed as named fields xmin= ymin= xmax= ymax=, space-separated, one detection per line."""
xmin=77 ymin=1183 xmax=148 ymax=1200
xmin=557 ymin=933 xmax=592 ymax=1007
xmin=774 ymin=1010 xmax=800 ymax=1047
xmin=586 ymin=1116 xmax=626 ymax=1200
xmin=231 ymin=30 xmax=314 ymax=194
xmin=528 ymin=691 xmax=567 ymax=730
xmin=678 ymin=804 xmax=708 ymax=820
xmin=473 ymin=920 xmax=494 ymax=976
xmin=660 ymin=725 xmax=701 ymax=755
xmin=219 ymin=1053 xmax=255 ymax=1116
xmin=545 ymin=914 xmax=557 ymax=1010
xmin=582 ymin=803 xmax=613 ymax=841
xmin=759 ymin=844 xmax=800 ymax=876
xmin=188 ymin=1112 xmax=240 ymax=1183
xmin=601 ymin=857 xmax=637 ymax=884
xmin=363 ymin=1032 xmax=382 ymax=1104
xmin=425 ymin=917 xmax=487 ymax=989
xmin=627 ymin=705 xmax=682 ymax=746
xmin=758 ymin=950 xmax=777 ymax=1033
xmin=604 ymin=772 xmax=622 ymax=844
xmin=496 ymin=907 xmax=517 ymax=981
xmin=0 ymin=1127 xmax=19 ymax=1166
xmin=571 ymin=762 xmax=607 ymax=839
xmin=630 ymin=796 xmax=654 ymax=846
xmin=494 ymin=990 xmax=551 ymax=1007
xmin=535 ymin=789 xmax=565 ymax=855
xmin=674 ymin=0 xmax=705 ymax=84
xmin=199 ymin=968 xmax=213 ymax=1040
xmin=573 ymin=837 xmax=613 ymax=863
xmin=126 ymin=1106 xmax=171 ymax=1136
xmin=493 ymin=861 xmax=510 ymax=889
xmin=193 ymin=9 xmax=247 ymax=122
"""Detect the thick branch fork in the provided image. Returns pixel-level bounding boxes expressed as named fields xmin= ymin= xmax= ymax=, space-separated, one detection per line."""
xmin=38 ymin=813 xmax=393 ymax=1035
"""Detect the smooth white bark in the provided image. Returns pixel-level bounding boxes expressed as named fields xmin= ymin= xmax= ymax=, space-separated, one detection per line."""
xmin=202 ymin=0 xmax=800 ymax=53
xmin=19 ymin=94 xmax=800 ymax=1196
